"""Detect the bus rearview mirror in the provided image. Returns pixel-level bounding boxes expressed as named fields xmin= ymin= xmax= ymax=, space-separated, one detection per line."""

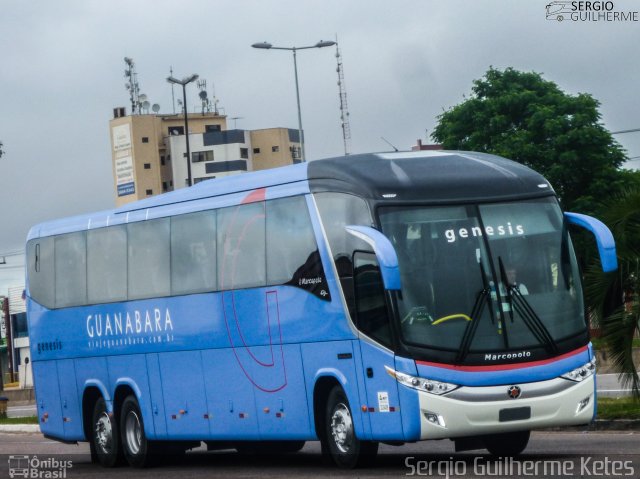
xmin=345 ymin=225 xmax=401 ymax=290
xmin=564 ymin=212 xmax=618 ymax=273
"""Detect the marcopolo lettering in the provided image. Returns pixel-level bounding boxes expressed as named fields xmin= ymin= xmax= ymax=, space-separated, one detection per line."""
xmin=86 ymin=308 xmax=173 ymax=339
xmin=485 ymin=351 xmax=532 ymax=361
xmin=445 ymin=223 xmax=525 ymax=243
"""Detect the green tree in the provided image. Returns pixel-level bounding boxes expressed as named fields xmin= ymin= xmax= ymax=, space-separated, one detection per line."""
xmin=432 ymin=67 xmax=627 ymax=215
xmin=584 ymin=185 xmax=640 ymax=397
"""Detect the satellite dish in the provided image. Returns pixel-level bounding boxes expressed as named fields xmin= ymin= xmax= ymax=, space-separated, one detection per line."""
xmin=152 ymin=103 xmax=160 ymax=113
xmin=142 ymin=101 xmax=150 ymax=110
xmin=139 ymin=93 xmax=148 ymax=102
xmin=199 ymin=90 xmax=208 ymax=100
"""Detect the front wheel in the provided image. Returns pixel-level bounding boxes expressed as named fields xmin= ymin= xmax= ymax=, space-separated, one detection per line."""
xmin=484 ymin=430 xmax=530 ymax=456
xmin=91 ymin=397 xmax=122 ymax=467
xmin=120 ymin=395 xmax=152 ymax=467
xmin=322 ymin=386 xmax=378 ymax=468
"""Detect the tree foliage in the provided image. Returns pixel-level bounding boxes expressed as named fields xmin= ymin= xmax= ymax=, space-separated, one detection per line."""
xmin=432 ymin=67 xmax=627 ymax=215
xmin=584 ymin=186 xmax=640 ymax=397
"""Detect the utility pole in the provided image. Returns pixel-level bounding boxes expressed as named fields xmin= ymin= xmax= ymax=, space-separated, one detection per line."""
xmin=2 ymin=297 xmax=12 ymax=384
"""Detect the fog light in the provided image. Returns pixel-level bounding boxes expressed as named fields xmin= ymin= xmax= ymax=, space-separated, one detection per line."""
xmin=423 ymin=410 xmax=446 ymax=428
xmin=576 ymin=395 xmax=591 ymax=414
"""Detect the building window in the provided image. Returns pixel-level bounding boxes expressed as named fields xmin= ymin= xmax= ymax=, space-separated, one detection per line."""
xmin=272 ymin=146 xmax=280 ymax=153
xmin=205 ymin=124 xmax=221 ymax=132
xmin=240 ymin=147 xmax=249 ymax=159
xmin=142 ymin=137 xmax=149 ymax=143
xmin=162 ymin=181 xmax=168 ymax=191
xmin=167 ymin=155 xmax=171 ymax=162
xmin=146 ymin=189 xmax=153 ymax=196
xmin=168 ymin=126 xmax=184 ymax=136
xmin=161 ymin=156 xmax=165 ymax=166
xmin=253 ymin=148 xmax=261 ymax=154
xmin=170 ymin=180 xmax=173 ymax=187
xmin=144 ymin=163 xmax=151 ymax=169
xmin=192 ymin=150 xmax=214 ymax=163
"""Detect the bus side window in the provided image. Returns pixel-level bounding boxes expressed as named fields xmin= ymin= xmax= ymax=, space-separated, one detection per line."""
xmin=27 ymin=237 xmax=55 ymax=309
xmin=266 ymin=196 xmax=318 ymax=285
xmin=128 ymin=219 xmax=171 ymax=300
xmin=353 ymin=252 xmax=392 ymax=347
xmin=171 ymin=210 xmax=217 ymax=295
xmin=87 ymin=226 xmax=127 ymax=304
xmin=314 ymin=193 xmax=373 ymax=317
xmin=54 ymin=232 xmax=87 ymax=308
xmin=217 ymin=202 xmax=266 ymax=290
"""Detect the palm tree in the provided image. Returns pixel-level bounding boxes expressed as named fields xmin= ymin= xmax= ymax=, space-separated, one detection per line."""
xmin=584 ymin=188 xmax=640 ymax=397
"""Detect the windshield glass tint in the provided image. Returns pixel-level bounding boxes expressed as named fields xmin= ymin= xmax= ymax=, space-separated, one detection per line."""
xmin=379 ymin=197 xmax=584 ymax=353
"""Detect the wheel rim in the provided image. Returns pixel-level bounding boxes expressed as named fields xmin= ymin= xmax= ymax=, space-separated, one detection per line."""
xmin=330 ymin=402 xmax=353 ymax=454
xmin=125 ymin=410 xmax=142 ymax=455
xmin=95 ymin=412 xmax=113 ymax=454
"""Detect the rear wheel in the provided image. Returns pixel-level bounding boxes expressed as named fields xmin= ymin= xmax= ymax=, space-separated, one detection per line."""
xmin=322 ymin=386 xmax=378 ymax=468
xmin=484 ymin=430 xmax=530 ymax=456
xmin=91 ymin=397 xmax=122 ymax=467
xmin=120 ymin=395 xmax=152 ymax=468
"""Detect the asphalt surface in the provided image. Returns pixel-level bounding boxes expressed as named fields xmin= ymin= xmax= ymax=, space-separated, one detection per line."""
xmin=0 ymin=431 xmax=638 ymax=478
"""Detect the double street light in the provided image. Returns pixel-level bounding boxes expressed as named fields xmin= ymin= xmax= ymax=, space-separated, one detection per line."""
xmin=167 ymin=73 xmax=199 ymax=187
xmin=252 ymin=40 xmax=335 ymax=162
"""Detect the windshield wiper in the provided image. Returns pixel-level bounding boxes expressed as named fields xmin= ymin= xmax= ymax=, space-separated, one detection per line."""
xmin=456 ymin=262 xmax=495 ymax=363
xmin=498 ymin=257 xmax=558 ymax=356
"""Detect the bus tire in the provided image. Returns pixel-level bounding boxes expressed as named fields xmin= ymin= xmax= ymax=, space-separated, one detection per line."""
xmin=91 ymin=397 xmax=122 ymax=467
xmin=484 ymin=430 xmax=530 ymax=457
xmin=323 ymin=386 xmax=378 ymax=468
xmin=120 ymin=395 xmax=152 ymax=468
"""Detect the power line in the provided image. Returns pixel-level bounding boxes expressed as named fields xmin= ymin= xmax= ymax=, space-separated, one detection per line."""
xmin=611 ymin=128 xmax=640 ymax=135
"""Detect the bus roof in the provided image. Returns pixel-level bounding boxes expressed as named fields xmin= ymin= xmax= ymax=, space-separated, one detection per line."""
xmin=28 ymin=150 xmax=554 ymax=241
xmin=307 ymin=150 xmax=554 ymax=203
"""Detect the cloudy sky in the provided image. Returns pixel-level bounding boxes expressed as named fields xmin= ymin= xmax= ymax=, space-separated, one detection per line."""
xmin=1 ymin=0 xmax=639 ymax=288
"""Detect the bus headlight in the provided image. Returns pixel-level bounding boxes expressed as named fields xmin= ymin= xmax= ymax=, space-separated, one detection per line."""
xmin=561 ymin=358 xmax=596 ymax=382
xmin=385 ymin=366 xmax=458 ymax=395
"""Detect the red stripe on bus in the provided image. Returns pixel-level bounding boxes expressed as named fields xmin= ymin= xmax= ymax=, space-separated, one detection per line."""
xmin=241 ymin=188 xmax=266 ymax=204
xmin=415 ymin=345 xmax=588 ymax=372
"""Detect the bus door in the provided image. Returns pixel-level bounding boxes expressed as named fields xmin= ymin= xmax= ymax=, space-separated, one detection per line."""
xmin=353 ymin=252 xmax=403 ymax=439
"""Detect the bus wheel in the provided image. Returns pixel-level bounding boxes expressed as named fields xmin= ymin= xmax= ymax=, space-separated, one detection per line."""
xmin=484 ymin=430 xmax=530 ymax=456
xmin=323 ymin=386 xmax=378 ymax=468
xmin=120 ymin=396 xmax=152 ymax=468
xmin=91 ymin=397 xmax=122 ymax=467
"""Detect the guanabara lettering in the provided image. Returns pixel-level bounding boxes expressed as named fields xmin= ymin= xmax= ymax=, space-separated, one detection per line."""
xmin=86 ymin=308 xmax=173 ymax=338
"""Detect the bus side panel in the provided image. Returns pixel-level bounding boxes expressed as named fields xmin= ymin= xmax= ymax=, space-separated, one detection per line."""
xmin=145 ymin=353 xmax=168 ymax=439
xmin=394 ymin=356 xmax=421 ymax=442
xmin=251 ymin=344 xmax=313 ymax=440
xmin=108 ymin=355 xmax=155 ymax=439
xmin=301 ymin=341 xmax=366 ymax=440
xmin=202 ymin=349 xmax=260 ymax=440
xmin=57 ymin=359 xmax=84 ymax=440
xmin=159 ymin=351 xmax=210 ymax=439
xmin=32 ymin=360 xmax=64 ymax=439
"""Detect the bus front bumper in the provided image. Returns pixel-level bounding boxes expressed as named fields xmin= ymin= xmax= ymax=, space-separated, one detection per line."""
xmin=417 ymin=375 xmax=595 ymax=440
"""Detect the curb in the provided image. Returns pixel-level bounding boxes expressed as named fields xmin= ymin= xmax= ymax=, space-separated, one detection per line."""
xmin=545 ymin=419 xmax=640 ymax=432
xmin=0 ymin=424 xmax=41 ymax=433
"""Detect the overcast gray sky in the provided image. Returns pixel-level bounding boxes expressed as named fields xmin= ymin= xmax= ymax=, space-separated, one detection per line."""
xmin=1 ymin=0 xmax=639 ymax=288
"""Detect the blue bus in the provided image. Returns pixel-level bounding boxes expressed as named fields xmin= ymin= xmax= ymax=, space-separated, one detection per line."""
xmin=26 ymin=151 xmax=617 ymax=468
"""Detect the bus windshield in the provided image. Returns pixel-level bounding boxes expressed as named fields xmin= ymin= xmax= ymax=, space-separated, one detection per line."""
xmin=378 ymin=197 xmax=585 ymax=357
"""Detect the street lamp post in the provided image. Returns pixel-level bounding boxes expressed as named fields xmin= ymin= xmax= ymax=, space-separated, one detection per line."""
xmin=251 ymin=40 xmax=335 ymax=162
xmin=167 ymin=73 xmax=199 ymax=187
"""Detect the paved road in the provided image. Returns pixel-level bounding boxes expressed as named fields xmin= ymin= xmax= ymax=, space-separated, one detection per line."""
xmin=597 ymin=373 xmax=635 ymax=397
xmin=0 ymin=431 xmax=638 ymax=478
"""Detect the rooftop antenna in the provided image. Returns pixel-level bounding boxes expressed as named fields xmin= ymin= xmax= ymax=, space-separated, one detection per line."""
xmin=335 ymin=37 xmax=352 ymax=155
xmin=197 ymin=79 xmax=211 ymax=115
xmin=124 ymin=57 xmax=143 ymax=115
xmin=381 ymin=136 xmax=399 ymax=152
xmin=170 ymin=66 xmax=176 ymax=114
xmin=230 ymin=117 xmax=243 ymax=129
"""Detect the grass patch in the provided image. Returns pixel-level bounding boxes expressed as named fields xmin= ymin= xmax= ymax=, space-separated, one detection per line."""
xmin=0 ymin=416 xmax=39 ymax=425
xmin=591 ymin=338 xmax=640 ymax=350
xmin=597 ymin=397 xmax=640 ymax=420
